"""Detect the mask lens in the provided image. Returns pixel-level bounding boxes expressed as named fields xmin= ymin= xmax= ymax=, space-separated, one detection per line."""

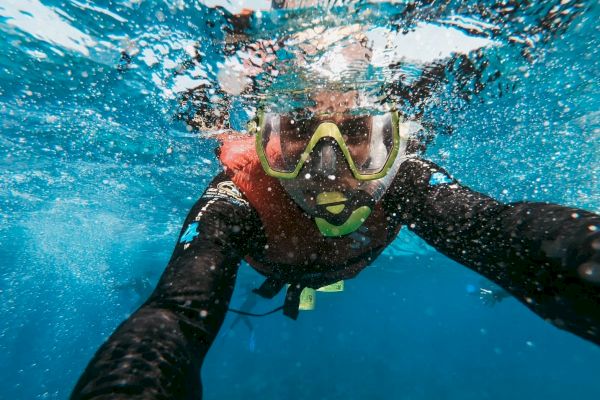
xmin=351 ymin=113 xmax=395 ymax=174
xmin=259 ymin=111 xmax=397 ymax=177
xmin=260 ymin=113 xmax=314 ymax=173
xmin=338 ymin=116 xmax=372 ymax=168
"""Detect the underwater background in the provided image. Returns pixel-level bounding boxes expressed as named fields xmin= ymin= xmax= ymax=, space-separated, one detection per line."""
xmin=0 ymin=0 xmax=599 ymax=399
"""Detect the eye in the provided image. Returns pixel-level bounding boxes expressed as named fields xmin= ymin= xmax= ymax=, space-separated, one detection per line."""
xmin=340 ymin=119 xmax=370 ymax=141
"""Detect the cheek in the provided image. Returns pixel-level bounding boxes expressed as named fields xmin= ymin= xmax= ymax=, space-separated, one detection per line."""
xmin=350 ymin=147 xmax=370 ymax=165
xmin=281 ymin=141 xmax=306 ymax=159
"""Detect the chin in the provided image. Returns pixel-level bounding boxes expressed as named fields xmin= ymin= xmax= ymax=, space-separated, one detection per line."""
xmin=279 ymin=178 xmax=356 ymax=211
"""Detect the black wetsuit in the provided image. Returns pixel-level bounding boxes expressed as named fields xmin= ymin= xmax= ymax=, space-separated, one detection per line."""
xmin=71 ymin=158 xmax=600 ymax=399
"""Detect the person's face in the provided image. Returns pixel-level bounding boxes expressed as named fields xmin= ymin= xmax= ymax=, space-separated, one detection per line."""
xmin=278 ymin=140 xmax=362 ymax=213
xmin=277 ymin=91 xmax=366 ymax=214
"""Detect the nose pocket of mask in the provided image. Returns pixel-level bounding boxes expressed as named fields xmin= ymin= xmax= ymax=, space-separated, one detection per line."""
xmin=313 ymin=139 xmax=339 ymax=172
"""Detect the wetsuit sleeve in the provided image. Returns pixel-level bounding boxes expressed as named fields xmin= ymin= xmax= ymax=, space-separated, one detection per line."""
xmin=71 ymin=172 xmax=263 ymax=399
xmin=387 ymin=158 xmax=600 ymax=345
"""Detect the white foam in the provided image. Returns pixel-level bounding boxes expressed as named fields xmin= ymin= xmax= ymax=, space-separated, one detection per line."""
xmin=0 ymin=0 xmax=96 ymax=56
xmin=369 ymin=22 xmax=499 ymax=67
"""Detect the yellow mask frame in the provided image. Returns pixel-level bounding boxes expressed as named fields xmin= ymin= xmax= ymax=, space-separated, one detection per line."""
xmin=252 ymin=110 xmax=402 ymax=181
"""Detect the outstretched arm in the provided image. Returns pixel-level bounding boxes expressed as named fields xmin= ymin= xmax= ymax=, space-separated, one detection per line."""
xmin=71 ymin=173 xmax=263 ymax=399
xmin=387 ymin=158 xmax=600 ymax=345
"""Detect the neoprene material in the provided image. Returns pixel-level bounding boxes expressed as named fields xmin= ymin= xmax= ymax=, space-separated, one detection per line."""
xmin=71 ymin=161 xmax=600 ymax=400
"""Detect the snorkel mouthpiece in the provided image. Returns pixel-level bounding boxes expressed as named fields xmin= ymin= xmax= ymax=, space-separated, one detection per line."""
xmin=314 ymin=191 xmax=372 ymax=237
xmin=316 ymin=192 xmax=347 ymax=214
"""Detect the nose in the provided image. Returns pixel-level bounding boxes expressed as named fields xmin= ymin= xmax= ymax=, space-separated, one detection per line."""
xmin=311 ymin=138 xmax=341 ymax=175
xmin=305 ymin=138 xmax=343 ymax=177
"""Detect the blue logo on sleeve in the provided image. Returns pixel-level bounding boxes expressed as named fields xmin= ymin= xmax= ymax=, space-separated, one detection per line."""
xmin=179 ymin=222 xmax=199 ymax=244
xmin=429 ymin=172 xmax=453 ymax=186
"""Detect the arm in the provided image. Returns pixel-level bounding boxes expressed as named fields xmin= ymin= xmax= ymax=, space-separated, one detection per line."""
xmin=387 ymin=158 xmax=600 ymax=345
xmin=71 ymin=173 xmax=263 ymax=399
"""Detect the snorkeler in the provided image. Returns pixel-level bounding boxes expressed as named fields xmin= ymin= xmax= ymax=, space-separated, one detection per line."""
xmin=71 ymin=86 xmax=600 ymax=398
xmin=70 ymin=0 xmax=600 ymax=397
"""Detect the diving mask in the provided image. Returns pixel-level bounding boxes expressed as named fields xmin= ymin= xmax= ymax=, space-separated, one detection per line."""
xmin=253 ymin=110 xmax=402 ymax=181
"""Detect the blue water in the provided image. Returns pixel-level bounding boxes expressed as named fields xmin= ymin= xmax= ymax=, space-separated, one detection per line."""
xmin=0 ymin=1 xmax=599 ymax=399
